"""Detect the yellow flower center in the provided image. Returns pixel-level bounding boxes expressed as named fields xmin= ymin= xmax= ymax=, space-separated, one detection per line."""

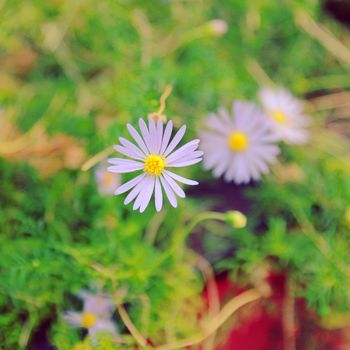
xmin=144 ymin=155 xmax=165 ymax=175
xmin=273 ymin=111 xmax=287 ymax=123
xmin=228 ymin=132 xmax=248 ymax=152
xmin=81 ymin=312 xmax=96 ymax=328
xmin=102 ymin=172 xmax=114 ymax=186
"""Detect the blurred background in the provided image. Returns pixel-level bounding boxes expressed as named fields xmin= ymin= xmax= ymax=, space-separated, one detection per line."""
xmin=1 ymin=0 xmax=350 ymax=349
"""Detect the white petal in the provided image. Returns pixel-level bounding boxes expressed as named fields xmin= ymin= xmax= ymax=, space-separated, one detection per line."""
xmin=118 ymin=138 xmax=145 ymax=158
xmin=139 ymin=119 xmax=153 ymax=153
xmin=167 ymin=150 xmax=203 ymax=166
xmin=108 ymin=163 xmax=144 ymax=173
xmin=114 ymin=173 xmax=146 ymax=195
xmin=163 ymin=125 xmax=186 ymax=157
xmin=139 ymin=176 xmax=155 ymax=213
xmin=162 ymin=173 xmax=185 ymax=198
xmin=133 ymin=176 xmax=154 ymax=211
xmin=127 ymin=123 xmax=149 ymax=154
xmin=167 ymin=157 xmax=202 ymax=167
xmin=160 ymin=175 xmax=177 ymax=208
xmin=108 ymin=158 xmax=143 ymax=166
xmin=148 ymin=119 xmax=158 ymax=154
xmin=160 ymin=120 xmax=173 ymax=154
xmin=124 ymin=177 xmax=148 ymax=204
xmin=164 ymin=170 xmax=198 ymax=185
xmin=63 ymin=312 xmax=82 ymax=328
xmin=156 ymin=119 xmax=163 ymax=153
xmin=165 ymin=139 xmax=200 ymax=164
xmin=212 ymin=153 xmax=231 ymax=178
xmin=154 ymin=177 xmax=163 ymax=211
xmin=90 ymin=319 xmax=118 ymax=335
xmin=113 ymin=145 xmax=144 ymax=161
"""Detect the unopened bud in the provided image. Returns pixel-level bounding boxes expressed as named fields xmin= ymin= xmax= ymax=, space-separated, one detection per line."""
xmin=207 ymin=19 xmax=228 ymax=36
xmin=226 ymin=210 xmax=247 ymax=228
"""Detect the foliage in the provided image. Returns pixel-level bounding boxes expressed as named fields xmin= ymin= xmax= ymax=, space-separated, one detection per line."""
xmin=0 ymin=0 xmax=349 ymax=349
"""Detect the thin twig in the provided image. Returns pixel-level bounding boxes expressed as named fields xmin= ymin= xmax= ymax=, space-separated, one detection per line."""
xmin=132 ymin=9 xmax=153 ymax=65
xmin=81 ymin=146 xmax=114 ymax=171
xmin=282 ymin=276 xmax=296 ymax=350
xmin=155 ymin=288 xmax=264 ymax=350
xmin=144 ymin=211 xmax=166 ymax=245
xmin=148 ymin=84 xmax=173 ymax=122
xmin=158 ymin=85 xmax=173 ymax=115
xmin=0 ymin=124 xmax=44 ymax=155
xmin=117 ymin=304 xmax=148 ymax=347
xmin=194 ymin=253 xmax=220 ymax=350
xmin=246 ymin=59 xmax=274 ymax=87
xmin=295 ymin=10 xmax=350 ymax=65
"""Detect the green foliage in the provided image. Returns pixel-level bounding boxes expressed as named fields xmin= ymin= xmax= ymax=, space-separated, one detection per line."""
xmin=0 ymin=0 xmax=349 ymax=348
xmin=218 ymin=138 xmax=350 ymax=316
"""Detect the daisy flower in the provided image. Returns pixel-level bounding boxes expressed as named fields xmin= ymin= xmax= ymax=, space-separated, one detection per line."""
xmin=259 ymin=87 xmax=310 ymax=144
xmin=64 ymin=291 xmax=117 ymax=341
xmin=200 ymin=101 xmax=280 ymax=184
xmin=108 ymin=118 xmax=203 ymax=212
xmin=95 ymin=160 xmax=120 ymax=196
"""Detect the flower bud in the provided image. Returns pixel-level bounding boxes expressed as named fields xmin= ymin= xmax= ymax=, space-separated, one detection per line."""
xmin=207 ymin=19 xmax=228 ymax=36
xmin=225 ymin=210 xmax=247 ymax=228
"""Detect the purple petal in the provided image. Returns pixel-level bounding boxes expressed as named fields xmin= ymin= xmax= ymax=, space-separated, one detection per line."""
xmin=139 ymin=119 xmax=153 ymax=153
xmin=160 ymin=120 xmax=173 ymax=154
xmin=160 ymin=175 xmax=177 ymax=208
xmin=162 ymin=125 xmax=186 ymax=157
xmin=164 ymin=170 xmax=198 ymax=185
xmin=166 ymin=157 xmax=202 ymax=168
xmin=139 ymin=176 xmax=155 ymax=213
xmin=165 ymin=139 xmax=200 ymax=163
xmin=118 ymin=137 xmax=145 ymax=158
xmin=127 ymin=123 xmax=149 ymax=154
xmin=154 ymin=177 xmax=163 ymax=212
xmin=114 ymin=173 xmax=146 ymax=195
xmin=124 ymin=177 xmax=148 ymax=204
xmin=162 ymin=172 xmax=185 ymax=198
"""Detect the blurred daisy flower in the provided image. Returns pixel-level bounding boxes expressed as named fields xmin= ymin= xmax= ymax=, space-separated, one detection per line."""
xmin=95 ymin=160 xmax=120 ymax=196
xmin=108 ymin=118 xmax=202 ymax=212
xmin=259 ymin=87 xmax=310 ymax=144
xmin=64 ymin=291 xmax=117 ymax=341
xmin=200 ymin=101 xmax=280 ymax=184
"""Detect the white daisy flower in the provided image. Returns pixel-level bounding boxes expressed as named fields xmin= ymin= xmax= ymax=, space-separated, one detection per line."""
xmin=259 ymin=87 xmax=310 ymax=144
xmin=108 ymin=118 xmax=203 ymax=212
xmin=95 ymin=160 xmax=120 ymax=196
xmin=200 ymin=101 xmax=280 ymax=184
xmin=64 ymin=291 xmax=117 ymax=341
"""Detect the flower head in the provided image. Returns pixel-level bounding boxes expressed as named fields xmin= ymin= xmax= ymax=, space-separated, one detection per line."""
xmin=200 ymin=101 xmax=280 ymax=184
xmin=108 ymin=118 xmax=203 ymax=212
xmin=95 ymin=160 xmax=120 ymax=196
xmin=64 ymin=291 xmax=117 ymax=341
xmin=259 ymin=87 xmax=310 ymax=144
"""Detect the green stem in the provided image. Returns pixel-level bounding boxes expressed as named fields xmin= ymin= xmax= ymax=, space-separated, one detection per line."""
xmin=173 ymin=211 xmax=227 ymax=247
xmin=155 ymin=212 xmax=227 ymax=269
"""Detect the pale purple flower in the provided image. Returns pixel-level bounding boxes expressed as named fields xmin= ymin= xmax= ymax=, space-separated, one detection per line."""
xmin=95 ymin=160 xmax=120 ymax=196
xmin=259 ymin=87 xmax=310 ymax=144
xmin=108 ymin=118 xmax=202 ymax=212
xmin=64 ymin=291 xmax=117 ymax=341
xmin=200 ymin=101 xmax=280 ymax=184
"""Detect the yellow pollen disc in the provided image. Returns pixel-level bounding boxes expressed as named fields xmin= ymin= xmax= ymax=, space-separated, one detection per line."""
xmin=102 ymin=172 xmax=114 ymax=186
xmin=228 ymin=132 xmax=248 ymax=152
xmin=81 ymin=312 xmax=96 ymax=328
xmin=273 ymin=111 xmax=287 ymax=123
xmin=144 ymin=155 xmax=165 ymax=175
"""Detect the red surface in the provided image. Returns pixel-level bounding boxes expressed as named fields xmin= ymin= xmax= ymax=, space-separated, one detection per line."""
xmin=203 ymin=273 xmax=349 ymax=350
